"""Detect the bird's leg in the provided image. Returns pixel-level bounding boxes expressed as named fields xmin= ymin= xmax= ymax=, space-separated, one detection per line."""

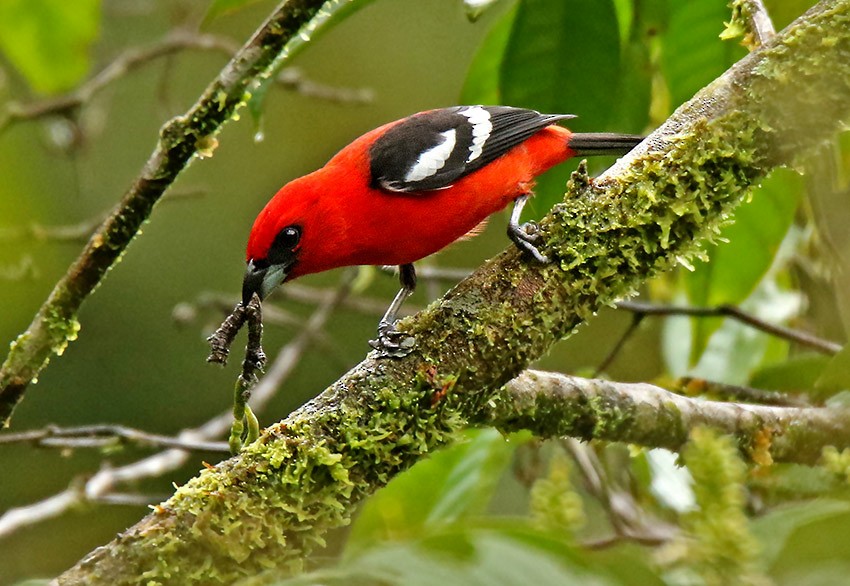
xmin=507 ymin=193 xmax=549 ymax=263
xmin=369 ymin=263 xmax=417 ymax=358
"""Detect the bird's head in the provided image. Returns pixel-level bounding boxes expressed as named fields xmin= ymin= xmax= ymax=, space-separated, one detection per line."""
xmin=242 ymin=174 xmax=328 ymax=306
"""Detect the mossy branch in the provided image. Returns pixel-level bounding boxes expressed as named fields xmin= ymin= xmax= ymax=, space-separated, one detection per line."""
xmin=0 ymin=0 xmax=369 ymax=428
xmin=54 ymin=1 xmax=850 ymax=584
xmin=483 ymin=371 xmax=850 ymax=466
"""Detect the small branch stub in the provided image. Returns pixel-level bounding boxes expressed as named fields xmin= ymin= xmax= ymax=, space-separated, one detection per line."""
xmin=206 ymin=294 xmax=266 ymax=452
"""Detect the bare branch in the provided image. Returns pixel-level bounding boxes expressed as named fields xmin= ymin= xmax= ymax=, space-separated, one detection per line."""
xmin=0 ymin=31 xmax=239 ymax=134
xmin=560 ymin=439 xmax=678 ymax=543
xmin=0 ymin=484 xmax=83 ymax=539
xmin=0 ymin=33 xmax=372 ymax=136
xmin=275 ymin=67 xmax=374 ymax=104
xmin=0 ymin=189 xmax=205 ymax=244
xmin=0 ymin=479 xmax=164 ymax=540
xmin=0 ymin=423 xmax=229 ymax=452
xmin=617 ymin=300 xmax=842 ymax=355
xmin=0 ymin=256 xmax=37 ymax=281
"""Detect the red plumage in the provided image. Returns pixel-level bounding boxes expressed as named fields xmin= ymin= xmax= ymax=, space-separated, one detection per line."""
xmin=240 ymin=106 xmax=641 ymax=353
xmin=247 ymin=115 xmax=575 ymax=278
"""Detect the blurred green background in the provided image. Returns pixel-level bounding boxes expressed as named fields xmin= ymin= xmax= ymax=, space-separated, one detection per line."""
xmin=3 ymin=0 xmax=849 ymax=584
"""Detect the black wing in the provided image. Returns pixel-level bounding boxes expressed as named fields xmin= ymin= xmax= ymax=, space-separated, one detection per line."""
xmin=369 ymin=106 xmax=574 ymax=193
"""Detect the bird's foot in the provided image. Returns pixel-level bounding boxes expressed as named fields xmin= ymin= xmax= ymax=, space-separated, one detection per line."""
xmin=508 ymin=221 xmax=549 ymax=263
xmin=369 ymin=320 xmax=416 ymax=358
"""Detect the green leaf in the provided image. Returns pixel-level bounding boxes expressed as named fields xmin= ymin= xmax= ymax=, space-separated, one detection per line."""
xmin=685 ymin=168 xmax=803 ymax=361
xmin=460 ymin=3 xmax=518 ymax=105
xmin=750 ymin=352 xmax=831 ymax=394
xmin=204 ymin=0 xmax=268 ymax=23
xmin=752 ymin=500 xmax=850 ymax=568
xmin=756 ymin=506 xmax=850 ymax=582
xmin=274 ymin=524 xmax=656 ymax=586
xmin=815 ymin=344 xmax=850 ymax=397
xmin=346 ymin=429 xmax=517 ymax=553
xmin=500 ymin=0 xmax=621 ymax=127
xmin=0 ymin=0 xmax=101 ymax=94
xmin=660 ymin=0 xmax=743 ymax=109
xmin=692 ymin=280 xmax=801 ymax=385
xmin=607 ymin=0 xmax=668 ymax=133
xmin=498 ymin=0 xmax=621 ymax=217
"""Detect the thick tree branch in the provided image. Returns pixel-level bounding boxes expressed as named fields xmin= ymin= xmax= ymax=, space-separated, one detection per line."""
xmin=483 ymin=371 xmax=850 ymax=465
xmin=52 ymin=2 xmax=850 ymax=584
xmin=0 ymin=0 xmax=370 ymax=427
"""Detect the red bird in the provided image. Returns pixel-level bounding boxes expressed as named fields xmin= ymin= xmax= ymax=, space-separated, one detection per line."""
xmin=242 ymin=106 xmax=642 ymax=354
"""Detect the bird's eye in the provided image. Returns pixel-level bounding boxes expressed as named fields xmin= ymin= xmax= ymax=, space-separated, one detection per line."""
xmin=274 ymin=225 xmax=302 ymax=250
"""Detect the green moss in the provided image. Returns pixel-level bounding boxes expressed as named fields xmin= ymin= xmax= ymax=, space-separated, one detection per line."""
xmin=114 ymin=359 xmax=472 ymax=584
xmin=720 ymin=0 xmax=760 ymax=49
xmin=46 ymin=311 xmax=80 ymax=357
xmin=530 ymin=449 xmax=585 ymax=536
xmin=821 ymin=446 xmax=850 ymax=483
xmin=675 ymin=427 xmax=766 ymax=586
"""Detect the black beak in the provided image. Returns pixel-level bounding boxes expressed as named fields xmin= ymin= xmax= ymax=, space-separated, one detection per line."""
xmin=242 ymin=260 xmax=267 ymax=306
xmin=243 ymin=259 xmax=296 ymax=306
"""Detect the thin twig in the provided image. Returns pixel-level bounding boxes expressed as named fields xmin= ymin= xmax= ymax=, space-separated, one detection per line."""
xmin=594 ymin=312 xmax=646 ymax=375
xmin=669 ymin=376 xmax=811 ymax=407
xmin=561 ymin=439 xmax=678 ymax=543
xmin=0 ymin=31 xmax=239 ymax=134
xmin=275 ymin=67 xmax=373 ymax=104
xmin=616 ymin=300 xmax=842 ymax=355
xmin=0 ymin=256 xmax=37 ymax=281
xmin=229 ymin=295 xmax=266 ymax=452
xmin=192 ymin=286 xmax=420 ymax=321
xmin=0 ymin=484 xmax=83 ymax=539
xmin=0 ymin=479 xmax=166 ymax=539
xmin=0 ymin=34 xmax=373 ymax=135
xmin=0 ymin=423 xmax=229 ymax=452
xmin=0 ymin=189 xmax=205 ymax=244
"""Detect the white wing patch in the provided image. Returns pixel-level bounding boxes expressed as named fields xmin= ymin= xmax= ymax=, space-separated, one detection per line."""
xmin=404 ymin=129 xmax=457 ymax=183
xmin=460 ymin=106 xmax=492 ymax=163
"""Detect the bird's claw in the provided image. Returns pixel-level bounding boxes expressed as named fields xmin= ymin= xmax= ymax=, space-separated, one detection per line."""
xmin=509 ymin=221 xmax=549 ymax=263
xmin=368 ymin=320 xmax=416 ymax=358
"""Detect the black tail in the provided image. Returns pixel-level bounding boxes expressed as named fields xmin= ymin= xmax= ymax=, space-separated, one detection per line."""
xmin=568 ymin=133 xmax=644 ymax=156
